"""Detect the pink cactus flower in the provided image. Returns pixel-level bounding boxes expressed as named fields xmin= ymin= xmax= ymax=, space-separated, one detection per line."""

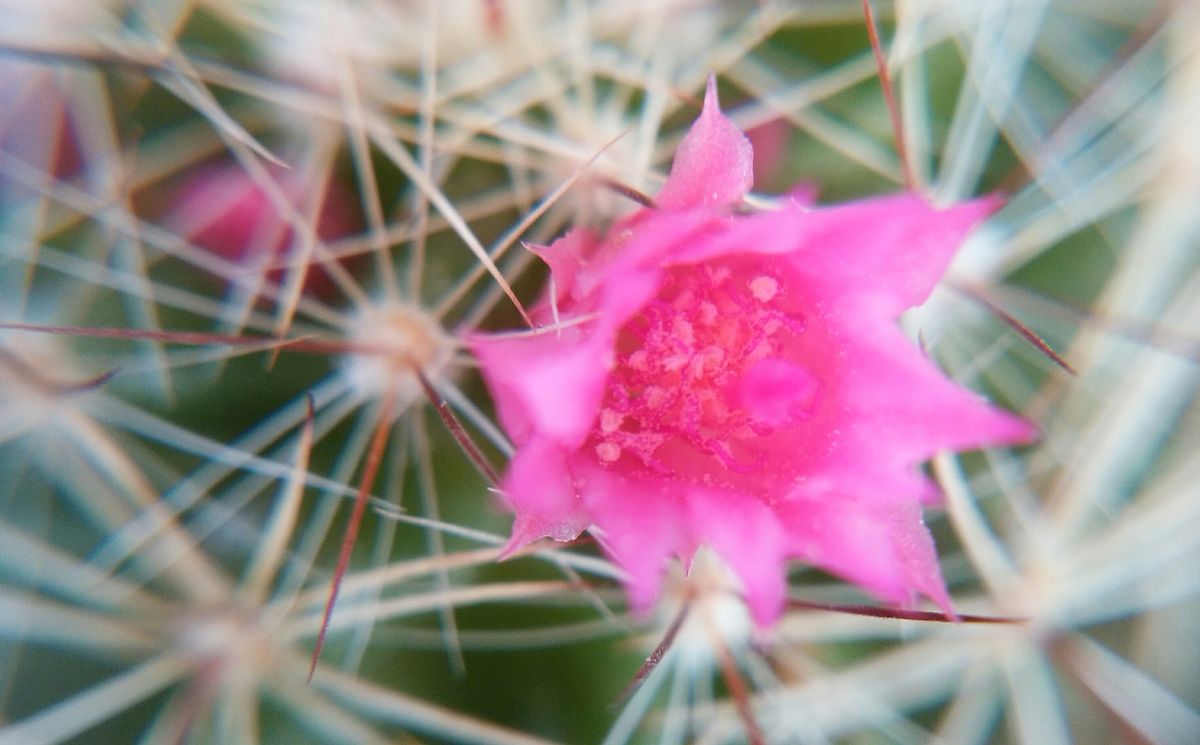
xmin=472 ymin=77 xmax=1034 ymax=626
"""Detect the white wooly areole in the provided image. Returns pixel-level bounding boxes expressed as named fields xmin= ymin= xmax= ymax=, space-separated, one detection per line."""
xmin=338 ymin=301 xmax=456 ymax=406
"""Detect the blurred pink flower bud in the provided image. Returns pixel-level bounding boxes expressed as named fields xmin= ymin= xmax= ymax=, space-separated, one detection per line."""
xmin=167 ymin=162 xmax=359 ymax=298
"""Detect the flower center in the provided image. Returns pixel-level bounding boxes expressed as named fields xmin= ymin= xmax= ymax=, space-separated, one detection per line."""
xmin=593 ymin=260 xmax=819 ymax=482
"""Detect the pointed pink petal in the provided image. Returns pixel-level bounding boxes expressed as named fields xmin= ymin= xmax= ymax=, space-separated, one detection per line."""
xmin=470 ymin=328 xmax=612 ymax=447
xmin=788 ymin=194 xmax=1002 ymax=314
xmin=778 ymin=491 xmax=951 ymax=613
xmin=572 ymin=461 xmax=686 ymax=612
xmin=656 ymin=75 xmax=754 ymax=211
xmin=574 ymin=459 xmax=788 ymax=624
xmin=684 ymin=488 xmax=788 ymax=625
xmin=500 ymin=438 xmax=588 ymax=555
xmin=525 ymin=229 xmax=594 ymax=306
xmin=834 ymin=328 xmax=1037 ymax=459
xmin=666 ymin=194 xmax=999 ymax=317
xmin=470 ymin=252 xmax=663 ymax=447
